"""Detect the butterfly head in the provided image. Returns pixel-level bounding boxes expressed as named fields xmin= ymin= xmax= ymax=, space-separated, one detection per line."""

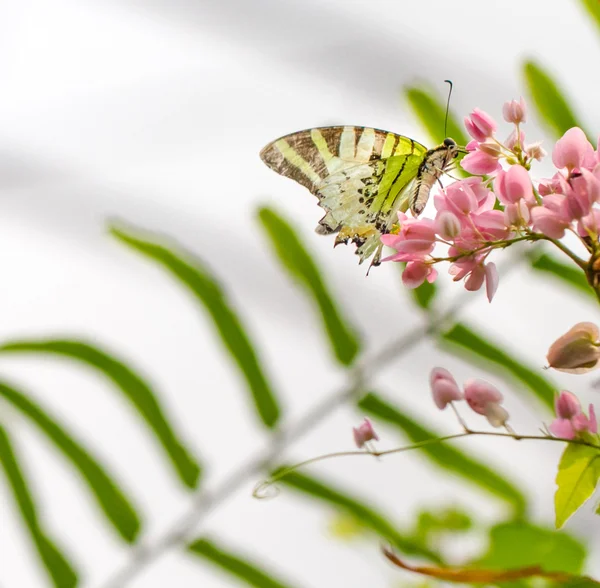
xmin=443 ymin=137 xmax=467 ymax=157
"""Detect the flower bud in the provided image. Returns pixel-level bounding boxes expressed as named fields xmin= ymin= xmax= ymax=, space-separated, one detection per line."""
xmin=546 ymin=322 xmax=600 ymax=373
xmin=352 ymin=418 xmax=379 ymax=448
xmin=435 ymin=210 xmax=461 ymax=240
xmin=478 ymin=139 xmax=503 ymax=157
xmin=525 ymin=141 xmax=546 ymax=161
xmin=464 ymin=108 xmax=497 ymax=142
xmin=430 ymin=367 xmax=463 ymax=410
xmin=555 ymin=391 xmax=581 ymax=420
xmin=464 ymin=379 xmax=503 ymax=415
xmin=502 ymin=97 xmax=527 ymax=124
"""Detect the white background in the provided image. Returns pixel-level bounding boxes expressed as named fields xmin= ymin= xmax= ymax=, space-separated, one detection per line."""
xmin=0 ymin=1 xmax=599 ymax=586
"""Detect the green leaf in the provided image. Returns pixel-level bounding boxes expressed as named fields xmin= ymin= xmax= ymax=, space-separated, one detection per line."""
xmin=522 ymin=61 xmax=588 ymax=140
xmin=555 ymin=444 xmax=600 ymax=529
xmin=476 ymin=521 xmax=586 ymax=573
xmin=188 ymin=537 xmax=295 ymax=588
xmin=110 ymin=224 xmax=281 ymax=429
xmin=273 ymin=468 xmax=441 ymax=563
xmin=358 ymin=393 xmax=526 ymax=515
xmin=529 ymin=252 xmax=594 ymax=299
xmin=257 ymin=207 xmax=361 ymax=365
xmin=0 ymin=339 xmax=201 ymax=489
xmin=441 ymin=323 xmax=555 ymax=410
xmin=404 ymin=85 xmax=469 ymax=147
xmin=411 ymin=279 xmax=437 ymax=311
xmin=0 ymin=380 xmax=141 ymax=542
xmin=0 ymin=423 xmax=78 ymax=588
xmin=579 ymin=0 xmax=600 ymax=34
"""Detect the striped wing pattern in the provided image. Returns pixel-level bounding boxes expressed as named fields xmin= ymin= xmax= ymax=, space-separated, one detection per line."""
xmin=260 ymin=126 xmax=427 ymax=265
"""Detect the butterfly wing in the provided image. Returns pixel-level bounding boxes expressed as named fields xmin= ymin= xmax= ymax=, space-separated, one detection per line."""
xmin=260 ymin=126 xmax=427 ymax=264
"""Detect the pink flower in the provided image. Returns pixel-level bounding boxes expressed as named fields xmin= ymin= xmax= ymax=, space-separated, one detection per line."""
xmin=464 ymin=379 xmax=509 ymax=428
xmin=549 ymin=418 xmax=576 ymax=440
xmin=546 ymin=322 xmax=600 ymax=374
xmin=555 ymin=391 xmax=581 ymax=419
xmin=494 ymin=166 xmax=534 ymax=205
xmin=568 ymin=169 xmax=600 ymax=217
xmin=485 ymin=262 xmax=499 ymax=302
xmin=402 ymin=260 xmax=437 ymax=289
xmin=552 ymin=127 xmax=596 ymax=171
xmin=435 ymin=210 xmax=461 ymax=240
xmin=461 ymin=150 xmax=501 ymax=175
xmin=525 ymin=142 xmax=546 ymax=161
xmin=505 ymin=129 xmax=526 ymax=151
xmin=430 ymin=367 xmax=463 ymax=410
xmin=502 ymin=97 xmax=527 ymax=124
xmin=530 ymin=202 xmax=570 ymax=239
xmin=504 ymin=200 xmax=530 ymax=227
xmin=464 ymin=108 xmax=497 ymax=142
xmin=353 ymin=418 xmax=379 ymax=448
xmin=578 ymin=209 xmax=600 ymax=236
xmin=549 ymin=391 xmax=598 ymax=439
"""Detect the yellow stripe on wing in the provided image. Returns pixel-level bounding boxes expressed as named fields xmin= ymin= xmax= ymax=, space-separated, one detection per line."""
xmin=274 ymin=139 xmax=322 ymax=185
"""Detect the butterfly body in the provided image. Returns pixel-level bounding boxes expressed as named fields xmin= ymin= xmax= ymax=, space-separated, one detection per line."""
xmin=260 ymin=126 xmax=459 ymax=266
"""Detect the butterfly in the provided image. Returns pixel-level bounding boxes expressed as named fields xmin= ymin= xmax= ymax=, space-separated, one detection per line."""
xmin=260 ymin=126 xmax=462 ymax=267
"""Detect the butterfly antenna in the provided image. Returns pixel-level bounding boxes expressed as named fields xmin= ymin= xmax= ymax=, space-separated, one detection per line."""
xmin=443 ymin=79 xmax=453 ymax=138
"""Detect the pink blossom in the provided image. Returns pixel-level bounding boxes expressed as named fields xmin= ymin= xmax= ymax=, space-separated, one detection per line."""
xmin=436 ymin=178 xmax=494 ymax=218
xmin=525 ymin=142 xmax=546 ymax=161
xmin=546 ymin=322 xmax=600 ymax=374
xmin=568 ymin=170 xmax=600 ymax=216
xmin=552 ymin=127 xmax=595 ymax=171
xmin=464 ymin=263 xmax=486 ymax=291
xmin=464 ymin=108 xmax=497 ymax=142
xmin=464 ymin=379 xmax=503 ymax=414
xmin=471 ymin=210 xmax=510 ymax=241
xmin=430 ymin=367 xmax=463 ymax=410
xmin=485 ymin=262 xmax=499 ymax=302
xmin=502 ymin=97 xmax=527 ymax=124
xmin=530 ymin=203 xmax=570 ymax=239
xmin=353 ymin=418 xmax=379 ymax=448
xmin=504 ymin=200 xmax=530 ymax=227
xmin=578 ymin=209 xmax=600 ymax=236
xmin=505 ymin=129 xmax=525 ymax=151
xmin=549 ymin=392 xmax=598 ymax=439
xmin=555 ymin=391 xmax=581 ymax=419
xmin=464 ymin=378 xmax=509 ymax=428
xmin=402 ymin=260 xmax=437 ymax=288
xmin=494 ymin=166 xmax=534 ymax=205
xmin=435 ymin=210 xmax=461 ymax=240
xmin=461 ymin=150 xmax=501 ymax=175
xmin=549 ymin=418 xmax=576 ymax=440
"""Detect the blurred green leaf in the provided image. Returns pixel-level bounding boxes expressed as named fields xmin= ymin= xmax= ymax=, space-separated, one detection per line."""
xmin=579 ymin=0 xmax=600 ymax=34
xmin=358 ymin=393 xmax=526 ymax=515
xmin=0 ymin=380 xmax=141 ymax=542
xmin=412 ymin=280 xmax=437 ymax=310
xmin=522 ymin=61 xmax=588 ymax=140
xmin=188 ymin=537 xmax=295 ymax=588
xmin=257 ymin=207 xmax=361 ymax=365
xmin=0 ymin=339 xmax=201 ymax=489
xmin=404 ymin=85 xmax=469 ymax=147
xmin=555 ymin=444 xmax=600 ymax=529
xmin=0 ymin=423 xmax=78 ymax=588
xmin=476 ymin=521 xmax=586 ymax=574
xmin=441 ymin=323 xmax=555 ymax=410
xmin=110 ymin=224 xmax=281 ymax=429
xmin=273 ymin=468 xmax=441 ymax=563
xmin=529 ymin=252 xmax=593 ymax=299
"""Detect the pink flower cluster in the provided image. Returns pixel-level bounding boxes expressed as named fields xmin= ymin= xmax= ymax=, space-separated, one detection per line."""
xmin=549 ymin=391 xmax=597 ymax=440
xmin=382 ymin=178 xmax=503 ymax=301
xmin=382 ymin=98 xmax=600 ymax=302
xmin=430 ymin=367 xmax=509 ymax=428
